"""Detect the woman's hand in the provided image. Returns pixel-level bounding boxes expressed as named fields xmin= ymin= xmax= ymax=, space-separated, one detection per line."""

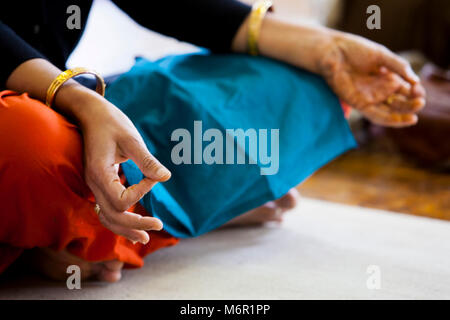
xmin=233 ymin=15 xmax=426 ymax=127
xmin=76 ymin=93 xmax=171 ymax=244
xmin=318 ymin=32 xmax=426 ymax=127
xmin=6 ymin=59 xmax=170 ymax=244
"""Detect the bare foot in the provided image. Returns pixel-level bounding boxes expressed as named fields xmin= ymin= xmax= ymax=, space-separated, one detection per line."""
xmin=23 ymin=189 xmax=300 ymax=281
xmin=223 ymin=188 xmax=300 ymax=227
xmin=25 ymin=247 xmax=124 ymax=283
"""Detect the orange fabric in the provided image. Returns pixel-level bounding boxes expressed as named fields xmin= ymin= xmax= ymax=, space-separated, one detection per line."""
xmin=340 ymin=101 xmax=352 ymax=118
xmin=0 ymin=90 xmax=179 ymax=274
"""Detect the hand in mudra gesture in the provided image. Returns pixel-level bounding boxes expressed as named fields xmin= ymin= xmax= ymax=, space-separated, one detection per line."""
xmin=319 ymin=33 xmax=426 ymax=127
xmin=79 ymin=95 xmax=172 ymax=244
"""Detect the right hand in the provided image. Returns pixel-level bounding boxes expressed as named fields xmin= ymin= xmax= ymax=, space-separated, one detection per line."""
xmin=318 ymin=32 xmax=425 ymax=127
xmin=75 ymin=92 xmax=171 ymax=245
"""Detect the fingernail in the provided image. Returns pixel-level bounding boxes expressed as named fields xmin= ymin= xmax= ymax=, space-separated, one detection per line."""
xmin=156 ymin=166 xmax=171 ymax=179
xmin=408 ymin=69 xmax=419 ymax=83
xmin=131 ymin=240 xmax=137 ymax=245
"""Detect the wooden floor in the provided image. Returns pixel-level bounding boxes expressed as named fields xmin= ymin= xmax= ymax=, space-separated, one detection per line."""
xmin=298 ymin=121 xmax=450 ymax=221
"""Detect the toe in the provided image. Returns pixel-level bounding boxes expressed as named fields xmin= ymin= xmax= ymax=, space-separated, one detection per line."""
xmin=98 ymin=268 xmax=122 ymax=283
xmin=261 ymin=203 xmax=284 ymax=222
xmin=274 ymin=188 xmax=300 ymax=209
xmin=272 ymin=208 xmax=284 ymax=222
xmin=222 ymin=191 xmax=301 ymax=228
xmin=98 ymin=260 xmax=124 ymax=283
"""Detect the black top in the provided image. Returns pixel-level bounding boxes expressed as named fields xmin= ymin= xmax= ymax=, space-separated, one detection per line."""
xmin=0 ymin=0 xmax=251 ymax=88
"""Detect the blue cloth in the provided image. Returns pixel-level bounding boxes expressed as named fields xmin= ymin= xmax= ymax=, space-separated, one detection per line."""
xmin=105 ymin=53 xmax=356 ymax=238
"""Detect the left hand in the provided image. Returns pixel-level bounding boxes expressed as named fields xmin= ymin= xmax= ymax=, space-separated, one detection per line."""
xmin=319 ymin=32 xmax=426 ymax=127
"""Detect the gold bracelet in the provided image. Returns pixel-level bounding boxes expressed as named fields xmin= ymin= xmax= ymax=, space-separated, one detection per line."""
xmin=248 ymin=0 xmax=273 ymax=56
xmin=45 ymin=67 xmax=106 ymax=108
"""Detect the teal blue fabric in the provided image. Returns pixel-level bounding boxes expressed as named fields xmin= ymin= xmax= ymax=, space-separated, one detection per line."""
xmin=105 ymin=53 xmax=356 ymax=238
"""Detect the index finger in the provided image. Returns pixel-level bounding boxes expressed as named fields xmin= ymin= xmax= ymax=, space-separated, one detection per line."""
xmin=96 ymin=162 xmax=158 ymax=213
xmin=122 ymin=138 xmax=171 ymax=182
xmin=379 ymin=48 xmax=420 ymax=84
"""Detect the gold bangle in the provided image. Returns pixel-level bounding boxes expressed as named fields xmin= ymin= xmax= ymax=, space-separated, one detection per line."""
xmin=45 ymin=67 xmax=106 ymax=108
xmin=248 ymin=0 xmax=273 ymax=56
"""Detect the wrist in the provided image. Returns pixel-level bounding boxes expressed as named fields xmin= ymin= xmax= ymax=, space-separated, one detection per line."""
xmin=314 ymin=30 xmax=342 ymax=76
xmin=315 ymin=30 xmax=354 ymax=80
xmin=292 ymin=25 xmax=336 ymax=75
xmin=54 ymin=81 xmax=106 ymax=122
xmin=257 ymin=15 xmax=336 ymax=74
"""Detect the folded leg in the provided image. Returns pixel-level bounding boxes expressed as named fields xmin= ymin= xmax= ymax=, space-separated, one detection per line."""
xmin=0 ymin=90 xmax=178 ymax=274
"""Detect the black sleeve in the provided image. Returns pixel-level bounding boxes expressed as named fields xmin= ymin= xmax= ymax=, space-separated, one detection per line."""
xmin=0 ymin=21 xmax=46 ymax=88
xmin=112 ymin=0 xmax=251 ymax=52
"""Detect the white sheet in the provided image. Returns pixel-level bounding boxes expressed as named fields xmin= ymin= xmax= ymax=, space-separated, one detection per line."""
xmin=1 ymin=198 xmax=449 ymax=300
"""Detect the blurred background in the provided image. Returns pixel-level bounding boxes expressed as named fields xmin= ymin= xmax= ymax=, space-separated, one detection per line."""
xmin=68 ymin=0 xmax=450 ymax=220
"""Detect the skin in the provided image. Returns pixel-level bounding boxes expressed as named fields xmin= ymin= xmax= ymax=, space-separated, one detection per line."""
xmin=232 ymin=15 xmax=425 ymax=127
xmin=7 ymin=61 xmax=169 ymax=245
xmin=24 ymin=190 xmax=299 ymax=282
xmin=6 ymin=12 xmax=425 ymax=282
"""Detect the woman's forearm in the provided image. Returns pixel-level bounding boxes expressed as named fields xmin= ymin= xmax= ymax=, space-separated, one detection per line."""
xmin=231 ymin=11 xmax=425 ymax=127
xmin=232 ymin=13 xmax=335 ymax=74
xmin=6 ymin=58 xmax=102 ymax=124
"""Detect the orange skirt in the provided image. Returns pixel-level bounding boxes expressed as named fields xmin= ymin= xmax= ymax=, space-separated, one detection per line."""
xmin=0 ymin=90 xmax=179 ymax=274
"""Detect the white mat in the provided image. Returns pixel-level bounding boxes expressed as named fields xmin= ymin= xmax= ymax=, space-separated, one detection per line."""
xmin=1 ymin=198 xmax=449 ymax=300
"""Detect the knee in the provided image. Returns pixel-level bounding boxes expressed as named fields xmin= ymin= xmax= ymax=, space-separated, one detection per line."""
xmin=0 ymin=91 xmax=93 ymax=247
xmin=0 ymin=91 xmax=84 ymax=178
